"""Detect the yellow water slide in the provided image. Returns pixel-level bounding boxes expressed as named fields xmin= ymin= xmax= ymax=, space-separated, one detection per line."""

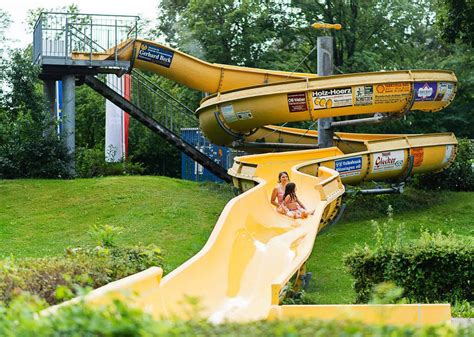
xmin=61 ymin=39 xmax=458 ymax=324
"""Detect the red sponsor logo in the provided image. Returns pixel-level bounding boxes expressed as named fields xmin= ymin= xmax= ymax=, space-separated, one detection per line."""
xmin=287 ymin=92 xmax=308 ymax=112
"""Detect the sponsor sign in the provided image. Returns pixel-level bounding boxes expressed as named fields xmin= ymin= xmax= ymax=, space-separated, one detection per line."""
xmin=435 ymin=82 xmax=455 ymax=102
xmin=415 ymin=82 xmax=437 ymax=101
xmin=287 ymin=92 xmax=308 ymax=112
xmin=372 ymin=150 xmax=405 ymax=173
xmin=221 ymin=104 xmax=238 ymax=123
xmin=374 ymin=83 xmax=411 ymax=104
xmin=442 ymin=145 xmax=454 ymax=164
xmin=375 ymin=83 xmax=410 ymax=94
xmin=410 ymin=148 xmax=424 ymax=167
xmin=335 ymin=156 xmax=363 ymax=178
xmin=137 ymin=43 xmax=174 ymax=68
xmin=313 ymin=87 xmax=353 ymax=109
xmin=354 ymin=85 xmax=373 ymax=106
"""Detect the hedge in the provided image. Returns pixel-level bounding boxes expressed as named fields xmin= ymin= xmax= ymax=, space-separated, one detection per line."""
xmin=344 ymin=231 xmax=473 ymax=303
xmin=414 ymin=138 xmax=474 ymax=191
xmin=1 ymin=295 xmax=472 ymax=337
xmin=0 ymin=245 xmax=162 ymax=305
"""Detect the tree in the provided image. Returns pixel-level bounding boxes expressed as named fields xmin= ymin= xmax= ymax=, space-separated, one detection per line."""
xmin=75 ymin=85 xmax=106 ymax=149
xmin=436 ymin=0 xmax=474 ymax=47
xmin=0 ymin=49 xmax=70 ymax=178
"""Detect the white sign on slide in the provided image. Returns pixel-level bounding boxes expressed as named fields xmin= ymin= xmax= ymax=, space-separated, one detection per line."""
xmin=372 ymin=150 xmax=405 ymax=173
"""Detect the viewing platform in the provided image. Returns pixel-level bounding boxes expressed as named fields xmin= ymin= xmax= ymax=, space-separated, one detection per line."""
xmin=33 ymin=12 xmax=139 ymax=78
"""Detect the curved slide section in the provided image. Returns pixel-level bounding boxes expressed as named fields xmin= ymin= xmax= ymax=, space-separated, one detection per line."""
xmin=72 ymin=38 xmax=317 ymax=93
xmin=198 ymin=70 xmax=457 ymax=145
xmin=72 ymin=39 xmax=457 ymax=146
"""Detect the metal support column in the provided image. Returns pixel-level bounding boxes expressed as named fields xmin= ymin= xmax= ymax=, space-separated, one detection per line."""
xmin=62 ymin=75 xmax=76 ymax=175
xmin=317 ymin=36 xmax=334 ymax=148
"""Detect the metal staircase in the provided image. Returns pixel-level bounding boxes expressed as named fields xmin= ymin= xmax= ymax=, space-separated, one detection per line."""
xmin=33 ymin=12 xmax=231 ymax=182
xmin=84 ymin=72 xmax=231 ymax=182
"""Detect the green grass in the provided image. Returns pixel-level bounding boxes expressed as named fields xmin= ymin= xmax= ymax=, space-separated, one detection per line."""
xmin=307 ymin=190 xmax=474 ymax=304
xmin=1 ymin=177 xmax=473 ymax=304
xmin=0 ymin=176 xmax=233 ymax=271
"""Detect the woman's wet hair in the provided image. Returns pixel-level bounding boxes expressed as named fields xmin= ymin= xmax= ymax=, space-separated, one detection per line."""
xmin=278 ymin=171 xmax=289 ymax=183
xmin=283 ymin=182 xmax=297 ymax=201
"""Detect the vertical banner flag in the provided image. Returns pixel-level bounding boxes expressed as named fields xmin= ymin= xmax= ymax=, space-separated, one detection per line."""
xmin=55 ymin=81 xmax=63 ymax=135
xmin=105 ymin=74 xmax=131 ymax=162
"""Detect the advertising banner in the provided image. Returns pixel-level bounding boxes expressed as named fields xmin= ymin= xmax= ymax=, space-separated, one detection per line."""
xmin=137 ymin=42 xmax=174 ymax=68
xmin=287 ymin=92 xmax=308 ymax=112
xmin=372 ymin=150 xmax=405 ymax=173
xmin=335 ymin=156 xmax=363 ymax=177
xmin=415 ymin=82 xmax=437 ymax=101
xmin=313 ymin=87 xmax=353 ymax=109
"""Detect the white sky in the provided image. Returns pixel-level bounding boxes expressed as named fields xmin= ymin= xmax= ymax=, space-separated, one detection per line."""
xmin=1 ymin=0 xmax=158 ymax=49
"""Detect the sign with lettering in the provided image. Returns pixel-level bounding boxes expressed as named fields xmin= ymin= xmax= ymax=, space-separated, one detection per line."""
xmin=372 ymin=150 xmax=405 ymax=173
xmin=335 ymin=156 xmax=363 ymax=177
xmin=287 ymin=92 xmax=308 ymax=112
xmin=313 ymin=87 xmax=353 ymax=109
xmin=137 ymin=43 xmax=174 ymax=68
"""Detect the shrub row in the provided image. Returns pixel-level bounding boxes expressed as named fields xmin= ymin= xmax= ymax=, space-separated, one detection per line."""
xmin=344 ymin=231 xmax=473 ymax=303
xmin=1 ymin=295 xmax=472 ymax=337
xmin=414 ymin=138 xmax=474 ymax=191
xmin=76 ymin=146 xmax=145 ymax=178
xmin=0 ymin=245 xmax=162 ymax=305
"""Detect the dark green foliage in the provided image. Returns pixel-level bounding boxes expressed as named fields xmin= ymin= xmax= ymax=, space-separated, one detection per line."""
xmin=436 ymin=0 xmax=474 ymax=47
xmin=0 ymin=245 xmax=162 ymax=305
xmin=343 ymin=187 xmax=445 ymax=220
xmin=75 ymin=85 xmax=105 ymax=149
xmin=75 ymin=146 xmax=145 ymax=178
xmin=0 ymin=49 xmax=71 ymax=179
xmin=128 ymin=121 xmax=182 ymax=177
xmin=344 ymin=231 xmax=474 ymax=303
xmin=414 ymin=139 xmax=474 ymax=191
xmin=1 ymin=296 xmax=473 ymax=337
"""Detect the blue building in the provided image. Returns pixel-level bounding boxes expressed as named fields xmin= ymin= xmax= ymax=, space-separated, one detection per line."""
xmin=181 ymin=128 xmax=237 ymax=182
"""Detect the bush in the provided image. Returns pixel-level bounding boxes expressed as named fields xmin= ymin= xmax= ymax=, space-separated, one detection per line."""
xmin=76 ymin=146 xmax=145 ymax=178
xmin=0 ymin=245 xmax=162 ymax=305
xmin=1 ymin=295 xmax=473 ymax=337
xmin=0 ymin=112 xmax=72 ymax=179
xmin=0 ymin=49 xmax=72 ymax=179
xmin=344 ymin=230 xmax=473 ymax=304
xmin=414 ymin=139 xmax=474 ymax=191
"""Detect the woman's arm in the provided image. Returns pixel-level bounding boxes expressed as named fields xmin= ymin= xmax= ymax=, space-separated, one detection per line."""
xmin=270 ymin=188 xmax=279 ymax=206
xmin=281 ymin=195 xmax=291 ymax=212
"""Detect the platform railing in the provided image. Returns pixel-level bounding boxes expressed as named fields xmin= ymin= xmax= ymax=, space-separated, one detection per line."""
xmin=33 ymin=12 xmax=139 ymax=66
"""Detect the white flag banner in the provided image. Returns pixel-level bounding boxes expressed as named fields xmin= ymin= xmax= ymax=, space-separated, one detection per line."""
xmin=105 ymin=74 xmax=130 ymax=162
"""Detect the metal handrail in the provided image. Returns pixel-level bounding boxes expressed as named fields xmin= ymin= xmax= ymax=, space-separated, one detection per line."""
xmin=68 ymin=25 xmax=107 ymax=52
xmin=132 ymin=70 xmax=195 ymax=115
xmin=38 ymin=11 xmax=140 ymax=19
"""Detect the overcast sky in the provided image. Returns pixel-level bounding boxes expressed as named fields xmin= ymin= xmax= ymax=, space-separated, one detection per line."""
xmin=1 ymin=0 xmax=158 ymax=48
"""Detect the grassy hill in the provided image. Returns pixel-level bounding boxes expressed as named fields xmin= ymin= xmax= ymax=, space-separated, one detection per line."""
xmin=1 ymin=176 xmax=472 ymax=304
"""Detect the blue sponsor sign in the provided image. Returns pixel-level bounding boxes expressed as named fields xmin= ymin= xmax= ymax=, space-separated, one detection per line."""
xmin=137 ymin=43 xmax=174 ymax=68
xmin=335 ymin=156 xmax=362 ymax=177
xmin=415 ymin=82 xmax=437 ymax=101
